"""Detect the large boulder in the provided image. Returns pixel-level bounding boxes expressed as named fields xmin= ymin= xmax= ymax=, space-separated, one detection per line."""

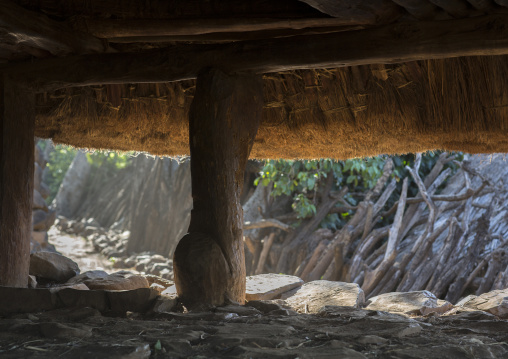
xmin=284 ymin=280 xmax=365 ymax=313
xmin=366 ymin=291 xmax=453 ymax=316
xmin=457 ymin=289 xmax=508 ymax=319
xmin=245 ymin=274 xmax=304 ymax=301
xmin=33 ymin=189 xmax=48 ymax=212
xmin=29 ymin=252 xmax=80 ymax=282
xmin=67 ymin=270 xmax=149 ymax=291
xmin=52 ymin=151 xmax=91 ymax=218
xmin=32 ymin=209 xmax=56 ymax=231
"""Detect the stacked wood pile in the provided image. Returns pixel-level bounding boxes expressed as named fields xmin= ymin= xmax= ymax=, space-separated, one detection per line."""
xmin=245 ymin=153 xmax=508 ymax=301
xmin=31 ymin=143 xmax=56 ymax=252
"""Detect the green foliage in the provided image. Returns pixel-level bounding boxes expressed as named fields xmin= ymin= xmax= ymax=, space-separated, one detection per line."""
xmin=254 ymin=157 xmax=386 ymax=220
xmin=254 ymin=152 xmax=462 ymax=229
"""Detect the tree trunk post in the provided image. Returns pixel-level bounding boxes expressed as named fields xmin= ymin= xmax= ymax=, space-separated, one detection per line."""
xmin=0 ymin=76 xmax=35 ymax=287
xmin=173 ymin=68 xmax=263 ymax=308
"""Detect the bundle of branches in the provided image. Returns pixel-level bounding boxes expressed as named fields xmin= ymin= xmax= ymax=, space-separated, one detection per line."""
xmin=246 ymin=153 xmax=508 ymax=301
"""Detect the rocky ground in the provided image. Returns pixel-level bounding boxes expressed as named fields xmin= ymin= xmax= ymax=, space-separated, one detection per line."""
xmin=0 ymin=301 xmax=507 ymax=358
xmin=5 ymin=217 xmax=506 ymax=358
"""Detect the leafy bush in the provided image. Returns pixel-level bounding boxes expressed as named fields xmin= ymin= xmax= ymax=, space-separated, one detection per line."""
xmin=254 ymin=152 xmax=462 ymax=229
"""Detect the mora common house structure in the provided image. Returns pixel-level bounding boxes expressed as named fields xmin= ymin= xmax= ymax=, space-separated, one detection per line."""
xmin=2 ymin=0 xmax=508 ymax=308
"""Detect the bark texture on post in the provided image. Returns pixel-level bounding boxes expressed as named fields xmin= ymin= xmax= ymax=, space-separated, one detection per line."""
xmin=0 ymin=77 xmax=35 ymax=287
xmin=173 ymin=68 xmax=263 ymax=308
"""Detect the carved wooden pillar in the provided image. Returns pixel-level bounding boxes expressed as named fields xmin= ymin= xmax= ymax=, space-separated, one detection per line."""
xmin=173 ymin=68 xmax=263 ymax=308
xmin=0 ymin=76 xmax=35 ymax=287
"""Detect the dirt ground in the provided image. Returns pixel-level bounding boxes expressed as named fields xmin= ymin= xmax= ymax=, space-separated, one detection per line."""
xmin=47 ymin=227 xmax=113 ymax=273
xmin=0 ymin=305 xmax=507 ymax=358
xmin=1 ymin=231 xmax=505 ymax=358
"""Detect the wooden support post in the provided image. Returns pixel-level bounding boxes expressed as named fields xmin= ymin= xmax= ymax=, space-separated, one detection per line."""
xmin=0 ymin=76 xmax=35 ymax=287
xmin=173 ymin=68 xmax=263 ymax=308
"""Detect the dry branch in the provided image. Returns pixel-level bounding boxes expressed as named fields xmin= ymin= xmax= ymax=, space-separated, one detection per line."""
xmin=244 ymin=219 xmax=291 ymax=231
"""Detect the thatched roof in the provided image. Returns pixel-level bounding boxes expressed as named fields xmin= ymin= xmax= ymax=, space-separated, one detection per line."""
xmin=4 ymin=0 xmax=508 ymax=158
xmin=35 ymin=55 xmax=508 ymax=159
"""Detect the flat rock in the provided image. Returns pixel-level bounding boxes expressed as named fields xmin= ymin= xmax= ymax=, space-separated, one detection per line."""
xmin=0 ymin=287 xmax=57 ymax=315
xmin=366 ymin=290 xmax=452 ymax=316
xmin=458 ymin=289 xmax=508 ymax=319
xmin=68 ymin=270 xmax=149 ymax=290
xmin=29 ymin=251 xmax=80 ymax=282
xmin=245 ymin=274 xmax=304 ymax=301
xmin=284 ymin=281 xmax=365 ymax=313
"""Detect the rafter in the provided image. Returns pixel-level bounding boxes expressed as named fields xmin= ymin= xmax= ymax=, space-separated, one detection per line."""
xmin=0 ymin=0 xmax=107 ymax=56
xmin=5 ymin=14 xmax=508 ymax=91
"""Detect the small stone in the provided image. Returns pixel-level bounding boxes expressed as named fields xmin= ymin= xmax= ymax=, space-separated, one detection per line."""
xmin=149 ymin=254 xmax=168 ymax=264
xmin=357 ymin=335 xmax=389 ymax=345
xmin=285 ymin=281 xmax=365 ymax=313
xmin=31 ymin=231 xmax=48 ymax=245
xmin=215 ymin=305 xmax=261 ymax=316
xmin=29 ymin=251 xmax=80 ymax=282
xmin=395 ymin=323 xmax=422 ymax=337
xmin=39 ymin=322 xmax=92 ymax=339
xmin=27 ymin=275 xmax=37 ymax=288
xmin=245 ymin=273 xmax=304 ymax=301
xmin=152 ymin=294 xmax=178 ymax=313
xmin=83 ymin=226 xmax=98 ymax=237
xmin=150 ymin=283 xmax=165 ymax=293
xmin=161 ymin=285 xmax=177 ymax=296
xmin=246 ymin=300 xmax=284 ymax=313
xmin=71 ymin=221 xmax=85 ymax=234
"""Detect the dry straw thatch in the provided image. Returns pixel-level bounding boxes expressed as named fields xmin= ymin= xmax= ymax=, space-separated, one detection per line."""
xmin=35 ymin=55 xmax=508 ymax=159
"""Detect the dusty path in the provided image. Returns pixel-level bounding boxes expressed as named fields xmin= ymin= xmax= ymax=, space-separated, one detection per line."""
xmin=48 ymin=227 xmax=112 ymax=273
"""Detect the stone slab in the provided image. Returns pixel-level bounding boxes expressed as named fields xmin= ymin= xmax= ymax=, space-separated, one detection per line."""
xmin=245 ymin=274 xmax=304 ymax=301
xmin=458 ymin=289 xmax=508 ymax=319
xmin=284 ymin=280 xmax=365 ymax=313
xmin=366 ymin=290 xmax=452 ymax=316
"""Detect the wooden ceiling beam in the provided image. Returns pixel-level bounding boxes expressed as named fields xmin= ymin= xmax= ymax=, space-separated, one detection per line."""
xmin=6 ymin=14 xmax=508 ymax=91
xmin=0 ymin=0 xmax=108 ymax=56
xmin=83 ymin=18 xmax=376 ymax=39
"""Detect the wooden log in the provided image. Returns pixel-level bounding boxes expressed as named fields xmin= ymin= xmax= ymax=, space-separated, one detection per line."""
xmin=244 ymin=218 xmax=291 ymax=232
xmin=83 ymin=18 xmax=375 ymax=39
xmin=0 ymin=0 xmax=107 ymax=56
xmin=300 ymin=239 xmax=329 ymax=280
xmin=391 ymin=0 xmax=442 ymax=19
xmin=173 ymin=68 xmax=263 ymax=308
xmin=299 ymin=0 xmax=403 ymax=23
xmin=0 ymin=76 xmax=35 ymax=287
xmin=7 ymin=14 xmax=508 ymax=92
xmin=255 ymin=233 xmax=276 ymax=275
